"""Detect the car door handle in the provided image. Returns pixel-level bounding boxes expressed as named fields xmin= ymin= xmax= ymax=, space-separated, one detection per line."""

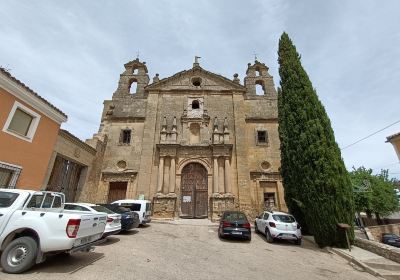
xmin=0 ymin=214 xmax=3 ymax=217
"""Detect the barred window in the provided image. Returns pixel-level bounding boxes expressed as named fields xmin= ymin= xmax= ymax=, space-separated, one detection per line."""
xmin=120 ymin=129 xmax=131 ymax=144
xmin=257 ymin=130 xmax=268 ymax=145
xmin=0 ymin=162 xmax=21 ymax=188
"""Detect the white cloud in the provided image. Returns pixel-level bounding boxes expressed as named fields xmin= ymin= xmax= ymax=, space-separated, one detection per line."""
xmin=1 ymin=0 xmax=399 ymax=177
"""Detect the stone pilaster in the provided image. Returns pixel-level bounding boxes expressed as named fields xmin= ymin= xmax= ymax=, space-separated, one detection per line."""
xmin=157 ymin=156 xmax=164 ymax=193
xmin=169 ymin=157 xmax=176 ymax=193
xmin=213 ymin=156 xmax=219 ymax=193
xmin=224 ymin=156 xmax=231 ymax=194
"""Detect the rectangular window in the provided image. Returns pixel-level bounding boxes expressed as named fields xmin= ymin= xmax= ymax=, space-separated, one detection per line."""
xmin=0 ymin=167 xmax=13 ymax=187
xmin=2 ymin=101 xmax=41 ymax=142
xmin=120 ymin=129 xmax=131 ymax=144
xmin=257 ymin=130 xmax=267 ymax=144
xmin=8 ymin=108 xmax=34 ymax=136
xmin=0 ymin=162 xmax=22 ymax=188
xmin=256 ymin=130 xmax=269 ymax=145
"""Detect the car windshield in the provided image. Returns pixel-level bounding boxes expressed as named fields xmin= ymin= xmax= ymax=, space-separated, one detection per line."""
xmin=101 ymin=205 xmax=130 ymax=214
xmin=92 ymin=205 xmax=115 ymax=214
xmin=273 ymin=214 xmax=295 ymax=223
xmin=223 ymin=212 xmax=247 ymax=222
xmin=0 ymin=191 xmax=19 ymax=208
xmin=121 ymin=203 xmax=141 ymax=211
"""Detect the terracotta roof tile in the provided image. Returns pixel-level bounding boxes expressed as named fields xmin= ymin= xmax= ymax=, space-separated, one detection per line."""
xmin=387 ymin=132 xmax=400 ymax=141
xmin=0 ymin=67 xmax=67 ymax=119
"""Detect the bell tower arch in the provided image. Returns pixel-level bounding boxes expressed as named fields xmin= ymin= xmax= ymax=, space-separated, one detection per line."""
xmin=244 ymin=60 xmax=277 ymax=98
xmin=113 ymin=58 xmax=150 ymax=99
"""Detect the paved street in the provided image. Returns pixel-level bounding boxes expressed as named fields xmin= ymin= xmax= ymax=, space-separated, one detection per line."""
xmin=0 ymin=221 xmax=378 ymax=280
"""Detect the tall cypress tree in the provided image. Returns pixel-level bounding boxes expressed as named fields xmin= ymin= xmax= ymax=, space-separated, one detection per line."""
xmin=278 ymin=32 xmax=355 ymax=248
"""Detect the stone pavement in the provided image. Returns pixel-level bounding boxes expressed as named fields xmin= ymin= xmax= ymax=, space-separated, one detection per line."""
xmin=303 ymin=236 xmax=400 ymax=280
xmin=332 ymin=246 xmax=400 ymax=280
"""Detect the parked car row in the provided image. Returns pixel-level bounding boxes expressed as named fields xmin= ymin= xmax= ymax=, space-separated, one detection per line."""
xmin=63 ymin=199 xmax=152 ymax=239
xmin=0 ymin=188 xmax=152 ymax=274
xmin=382 ymin=233 xmax=400 ymax=248
xmin=218 ymin=210 xmax=302 ymax=245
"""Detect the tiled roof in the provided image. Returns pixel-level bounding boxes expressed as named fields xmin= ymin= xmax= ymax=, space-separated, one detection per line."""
xmin=0 ymin=67 xmax=67 ymax=119
xmin=387 ymin=132 xmax=400 ymax=142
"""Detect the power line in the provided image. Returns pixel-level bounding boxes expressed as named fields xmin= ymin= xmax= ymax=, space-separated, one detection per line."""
xmin=373 ymin=161 xmax=400 ymax=170
xmin=341 ymin=119 xmax=400 ymax=150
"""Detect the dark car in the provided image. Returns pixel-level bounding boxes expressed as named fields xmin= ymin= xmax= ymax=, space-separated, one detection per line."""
xmin=218 ymin=211 xmax=251 ymax=241
xmin=382 ymin=233 xmax=400 ymax=248
xmin=100 ymin=204 xmax=140 ymax=231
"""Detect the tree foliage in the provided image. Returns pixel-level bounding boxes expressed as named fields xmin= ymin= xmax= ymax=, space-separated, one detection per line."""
xmin=278 ymin=32 xmax=355 ymax=248
xmin=350 ymin=167 xmax=398 ymax=219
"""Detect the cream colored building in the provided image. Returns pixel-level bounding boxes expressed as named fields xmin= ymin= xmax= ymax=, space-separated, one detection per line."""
xmin=83 ymin=58 xmax=286 ymax=220
xmin=387 ymin=132 xmax=400 ymax=160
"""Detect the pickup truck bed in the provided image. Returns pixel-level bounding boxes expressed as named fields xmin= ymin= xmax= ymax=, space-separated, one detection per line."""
xmin=0 ymin=189 xmax=107 ymax=274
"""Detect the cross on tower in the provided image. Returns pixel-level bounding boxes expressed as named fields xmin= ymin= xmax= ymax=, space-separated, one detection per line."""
xmin=253 ymin=52 xmax=258 ymax=61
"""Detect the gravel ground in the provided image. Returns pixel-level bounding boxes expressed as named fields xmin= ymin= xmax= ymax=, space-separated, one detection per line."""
xmin=0 ymin=221 xmax=378 ymax=280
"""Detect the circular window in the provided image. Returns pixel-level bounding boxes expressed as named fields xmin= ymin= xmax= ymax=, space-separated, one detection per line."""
xmin=260 ymin=161 xmax=271 ymax=171
xmin=117 ymin=160 xmax=127 ymax=169
xmin=191 ymin=77 xmax=202 ymax=87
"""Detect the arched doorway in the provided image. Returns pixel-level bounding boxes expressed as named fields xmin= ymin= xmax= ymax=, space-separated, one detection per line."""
xmin=180 ymin=163 xmax=208 ymax=218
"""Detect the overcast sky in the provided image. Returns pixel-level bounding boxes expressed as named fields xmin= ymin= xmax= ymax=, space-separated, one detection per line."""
xmin=1 ymin=0 xmax=400 ymax=177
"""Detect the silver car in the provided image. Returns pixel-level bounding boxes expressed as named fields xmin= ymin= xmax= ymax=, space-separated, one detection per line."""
xmin=255 ymin=211 xmax=302 ymax=245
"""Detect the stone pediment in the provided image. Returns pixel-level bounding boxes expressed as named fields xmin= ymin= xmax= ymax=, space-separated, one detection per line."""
xmin=145 ymin=66 xmax=246 ymax=92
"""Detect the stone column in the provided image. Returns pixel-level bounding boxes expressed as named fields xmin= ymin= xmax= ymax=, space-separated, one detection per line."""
xmin=219 ymin=158 xmax=225 ymax=193
xmin=213 ymin=156 xmax=219 ymax=193
xmin=157 ymin=156 xmax=164 ymax=193
xmin=224 ymin=157 xmax=231 ymax=194
xmin=169 ymin=157 xmax=176 ymax=193
xmin=163 ymin=158 xmax=170 ymax=194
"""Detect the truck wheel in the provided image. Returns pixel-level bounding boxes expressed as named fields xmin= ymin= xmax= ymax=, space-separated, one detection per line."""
xmin=0 ymin=237 xmax=38 ymax=274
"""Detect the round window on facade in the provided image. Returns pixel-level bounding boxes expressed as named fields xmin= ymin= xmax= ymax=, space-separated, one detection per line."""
xmin=191 ymin=77 xmax=202 ymax=87
xmin=260 ymin=161 xmax=271 ymax=171
xmin=117 ymin=160 xmax=127 ymax=169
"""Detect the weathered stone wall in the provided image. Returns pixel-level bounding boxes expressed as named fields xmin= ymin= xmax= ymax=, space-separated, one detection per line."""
xmin=210 ymin=194 xmax=236 ymax=221
xmin=81 ymin=135 xmax=107 ymax=202
xmin=366 ymin=223 xmax=400 ymax=242
xmin=152 ymin=195 xmax=177 ymax=219
xmin=85 ymin=59 xmax=286 ymax=219
xmin=355 ymin=237 xmax=400 ymax=264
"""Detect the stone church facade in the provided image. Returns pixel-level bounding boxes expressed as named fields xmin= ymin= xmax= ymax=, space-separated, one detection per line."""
xmin=83 ymin=58 xmax=287 ymax=220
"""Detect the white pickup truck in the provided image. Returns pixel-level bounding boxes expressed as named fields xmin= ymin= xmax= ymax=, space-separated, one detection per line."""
xmin=0 ymin=188 xmax=107 ymax=274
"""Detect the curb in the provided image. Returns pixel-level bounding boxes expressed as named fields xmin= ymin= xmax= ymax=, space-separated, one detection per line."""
xmin=328 ymin=247 xmax=385 ymax=279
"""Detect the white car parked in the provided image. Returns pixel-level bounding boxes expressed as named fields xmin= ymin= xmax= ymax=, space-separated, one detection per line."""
xmin=0 ymin=189 xmax=107 ymax=273
xmin=64 ymin=203 xmax=121 ymax=238
xmin=112 ymin=200 xmax=152 ymax=225
xmin=255 ymin=211 xmax=302 ymax=245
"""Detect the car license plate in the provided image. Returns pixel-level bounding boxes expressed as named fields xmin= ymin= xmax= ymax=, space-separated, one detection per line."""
xmin=114 ymin=219 xmax=120 ymax=223
xmin=232 ymin=231 xmax=242 ymax=235
xmin=282 ymin=234 xmax=291 ymax=237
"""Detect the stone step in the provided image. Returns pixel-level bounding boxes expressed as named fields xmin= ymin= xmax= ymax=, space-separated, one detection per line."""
xmin=364 ymin=261 xmax=400 ymax=272
xmin=374 ymin=269 xmax=400 ymax=280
